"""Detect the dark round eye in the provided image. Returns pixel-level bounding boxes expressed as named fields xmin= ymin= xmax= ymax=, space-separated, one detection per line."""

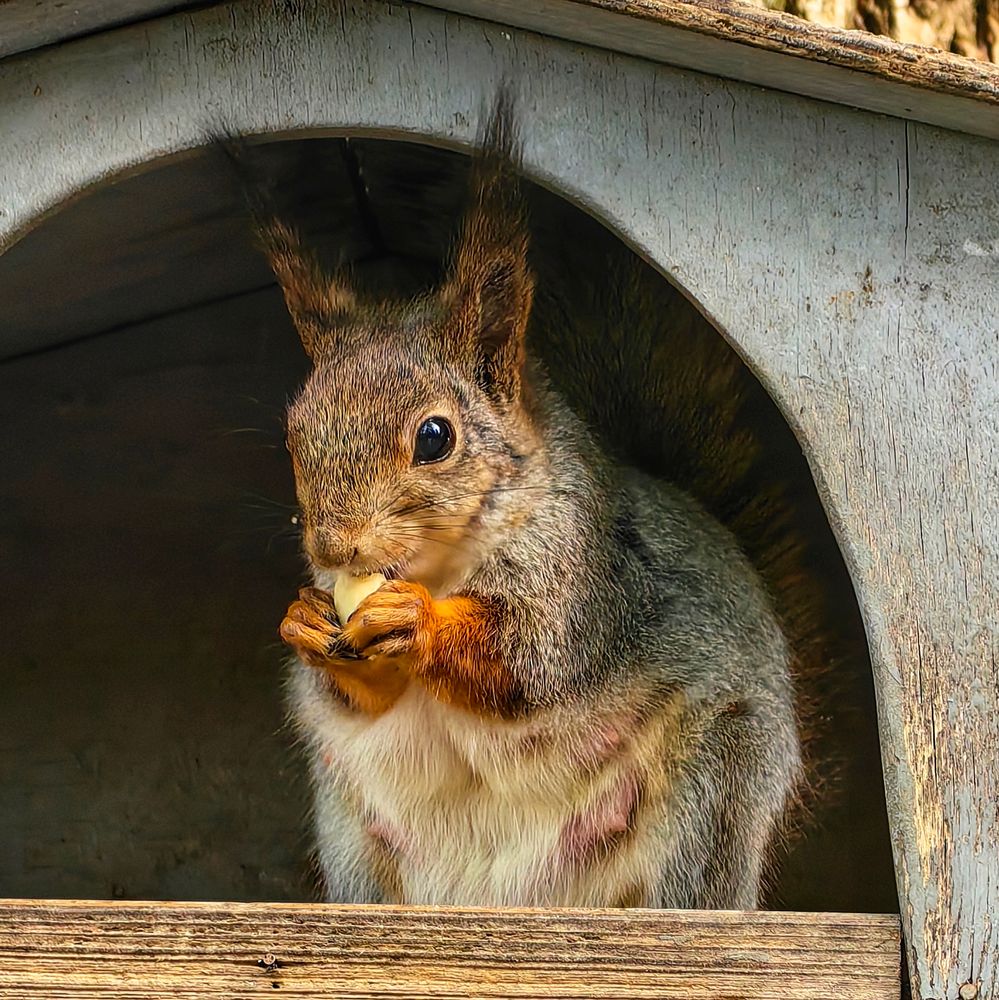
xmin=413 ymin=417 xmax=454 ymax=465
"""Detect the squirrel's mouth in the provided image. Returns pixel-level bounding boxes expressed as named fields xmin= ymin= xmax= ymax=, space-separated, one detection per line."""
xmin=379 ymin=560 xmax=409 ymax=581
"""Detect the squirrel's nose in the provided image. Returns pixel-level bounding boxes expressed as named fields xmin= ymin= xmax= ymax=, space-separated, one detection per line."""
xmin=306 ymin=526 xmax=359 ymax=569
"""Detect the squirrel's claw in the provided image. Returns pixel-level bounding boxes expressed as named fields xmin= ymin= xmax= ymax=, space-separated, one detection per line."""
xmin=283 ymin=579 xmax=434 ymax=676
xmin=296 ymin=586 xmax=338 ymax=620
xmin=280 ymin=592 xmax=352 ymax=667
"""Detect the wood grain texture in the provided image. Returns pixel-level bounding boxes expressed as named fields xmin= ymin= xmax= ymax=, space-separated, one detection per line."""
xmin=420 ymin=0 xmax=999 ymax=138
xmin=0 ymin=0 xmax=202 ymax=61
xmin=3 ymin=0 xmax=999 ymax=137
xmin=0 ymin=900 xmax=901 ymax=998
xmin=546 ymin=0 xmax=999 ymax=98
xmin=0 ymin=3 xmax=995 ymax=997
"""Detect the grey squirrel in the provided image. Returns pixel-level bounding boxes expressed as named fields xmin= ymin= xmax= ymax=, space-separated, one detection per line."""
xmin=241 ymin=95 xmax=811 ymax=907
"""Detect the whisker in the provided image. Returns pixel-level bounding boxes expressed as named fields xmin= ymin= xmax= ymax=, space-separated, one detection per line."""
xmin=389 ymin=525 xmax=464 ymax=535
xmin=398 ymin=512 xmax=467 ymax=524
xmin=393 ymin=484 xmax=554 ymax=518
xmin=380 ymin=530 xmax=467 ymax=553
xmin=372 ymin=484 xmax=413 ymax=520
xmin=240 ymin=491 xmax=299 ymax=512
xmin=219 ymin=427 xmax=280 ymax=437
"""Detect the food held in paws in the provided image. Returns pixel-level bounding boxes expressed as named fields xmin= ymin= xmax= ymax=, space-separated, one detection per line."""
xmin=333 ymin=572 xmax=387 ymax=624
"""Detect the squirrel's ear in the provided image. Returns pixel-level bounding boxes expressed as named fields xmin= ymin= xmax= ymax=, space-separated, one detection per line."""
xmin=214 ymin=136 xmax=355 ymax=360
xmin=256 ymin=218 xmax=355 ymax=361
xmin=446 ymin=228 xmax=533 ymax=403
xmin=443 ymin=91 xmax=534 ymax=403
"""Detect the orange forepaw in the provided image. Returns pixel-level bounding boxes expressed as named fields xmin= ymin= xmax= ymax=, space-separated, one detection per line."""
xmin=280 ymin=587 xmax=345 ymax=667
xmin=343 ymin=579 xmax=434 ymax=665
xmin=345 ymin=582 xmax=522 ymax=716
xmin=280 ymin=586 xmax=410 ymax=716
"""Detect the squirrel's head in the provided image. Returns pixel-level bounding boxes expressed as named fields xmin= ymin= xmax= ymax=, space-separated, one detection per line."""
xmin=261 ymin=109 xmax=542 ymax=590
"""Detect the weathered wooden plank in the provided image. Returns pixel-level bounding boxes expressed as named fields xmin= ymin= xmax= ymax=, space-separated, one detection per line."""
xmin=4 ymin=0 xmax=999 ymax=140
xmin=0 ymin=0 xmax=203 ymax=61
xmin=0 ymin=900 xmax=901 ymax=999
xmin=418 ymin=0 xmax=999 ymax=139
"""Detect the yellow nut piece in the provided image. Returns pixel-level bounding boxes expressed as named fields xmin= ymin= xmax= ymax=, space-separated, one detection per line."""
xmin=333 ymin=572 xmax=387 ymax=624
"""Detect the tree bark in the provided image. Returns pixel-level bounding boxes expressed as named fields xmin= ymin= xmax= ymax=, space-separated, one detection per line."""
xmin=759 ymin=0 xmax=998 ymax=60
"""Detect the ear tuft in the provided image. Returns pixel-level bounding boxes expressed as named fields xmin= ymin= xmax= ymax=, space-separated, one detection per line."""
xmin=214 ymin=135 xmax=355 ymax=360
xmin=444 ymin=88 xmax=534 ymax=402
xmin=254 ymin=217 xmax=355 ymax=360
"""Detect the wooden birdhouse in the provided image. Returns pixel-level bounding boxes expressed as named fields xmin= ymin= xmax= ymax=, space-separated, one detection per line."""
xmin=0 ymin=1 xmax=995 ymax=998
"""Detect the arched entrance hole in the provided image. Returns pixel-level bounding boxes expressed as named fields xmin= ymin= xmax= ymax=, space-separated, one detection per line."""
xmin=0 ymin=135 xmax=896 ymax=910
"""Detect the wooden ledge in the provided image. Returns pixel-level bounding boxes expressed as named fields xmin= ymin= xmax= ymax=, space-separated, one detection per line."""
xmin=0 ymin=0 xmax=200 ymax=61
xmin=0 ymin=900 xmax=900 ymax=998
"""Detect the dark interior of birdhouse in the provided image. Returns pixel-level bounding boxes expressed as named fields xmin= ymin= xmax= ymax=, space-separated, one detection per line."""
xmin=0 ymin=136 xmax=897 ymax=911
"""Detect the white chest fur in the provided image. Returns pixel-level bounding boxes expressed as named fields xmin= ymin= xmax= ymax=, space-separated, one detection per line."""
xmin=288 ymin=665 xmax=653 ymax=907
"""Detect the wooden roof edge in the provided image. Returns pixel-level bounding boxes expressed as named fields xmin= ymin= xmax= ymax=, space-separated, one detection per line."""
xmin=2 ymin=0 xmax=997 ymax=137
xmin=419 ymin=0 xmax=999 ymax=138
xmin=584 ymin=0 xmax=999 ymax=101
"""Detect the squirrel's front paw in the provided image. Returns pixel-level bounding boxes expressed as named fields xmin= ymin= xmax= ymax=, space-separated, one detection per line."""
xmin=342 ymin=579 xmax=434 ymax=666
xmin=280 ymin=587 xmax=354 ymax=668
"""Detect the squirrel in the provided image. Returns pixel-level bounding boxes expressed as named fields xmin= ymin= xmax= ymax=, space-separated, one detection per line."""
xmin=235 ymin=95 xmax=813 ymax=909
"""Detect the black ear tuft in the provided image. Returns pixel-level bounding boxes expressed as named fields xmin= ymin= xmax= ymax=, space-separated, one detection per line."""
xmin=443 ymin=87 xmax=534 ymax=402
xmin=211 ymin=134 xmax=355 ymax=360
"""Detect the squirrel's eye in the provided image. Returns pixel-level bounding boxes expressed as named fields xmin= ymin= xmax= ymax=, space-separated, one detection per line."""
xmin=414 ymin=417 xmax=454 ymax=465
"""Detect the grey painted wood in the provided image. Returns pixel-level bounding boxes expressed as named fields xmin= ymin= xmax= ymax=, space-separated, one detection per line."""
xmin=0 ymin=0 xmax=202 ymax=61
xmin=0 ymin=2 xmax=995 ymax=997
xmin=5 ymin=0 xmax=999 ymax=138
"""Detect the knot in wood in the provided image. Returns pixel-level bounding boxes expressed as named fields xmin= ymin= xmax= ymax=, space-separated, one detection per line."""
xmin=958 ymin=983 xmax=978 ymax=1000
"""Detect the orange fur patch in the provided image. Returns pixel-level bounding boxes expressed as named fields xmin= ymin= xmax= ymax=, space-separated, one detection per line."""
xmin=416 ymin=594 xmax=522 ymax=716
xmin=343 ymin=581 xmax=522 ymax=717
xmin=280 ymin=588 xmax=410 ymax=716
xmin=321 ymin=655 xmax=410 ymax=717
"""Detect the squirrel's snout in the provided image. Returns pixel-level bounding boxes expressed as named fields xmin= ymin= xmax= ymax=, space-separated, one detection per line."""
xmin=304 ymin=525 xmax=360 ymax=570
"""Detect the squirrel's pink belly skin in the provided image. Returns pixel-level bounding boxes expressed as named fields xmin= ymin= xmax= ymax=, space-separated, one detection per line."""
xmin=288 ymin=661 xmax=680 ymax=906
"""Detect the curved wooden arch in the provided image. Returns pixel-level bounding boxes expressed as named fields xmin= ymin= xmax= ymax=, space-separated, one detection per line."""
xmin=1 ymin=3 xmax=996 ymax=998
